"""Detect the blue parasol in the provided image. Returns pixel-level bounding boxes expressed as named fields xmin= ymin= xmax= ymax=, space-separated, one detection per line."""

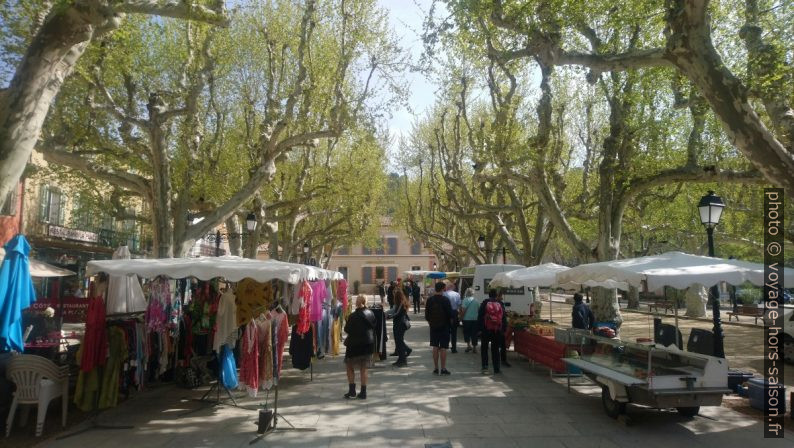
xmin=0 ymin=235 xmax=37 ymax=352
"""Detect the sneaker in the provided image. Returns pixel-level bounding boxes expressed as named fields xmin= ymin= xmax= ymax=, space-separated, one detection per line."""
xmin=389 ymin=352 xmax=399 ymax=357
xmin=357 ymin=391 xmax=367 ymax=399
xmin=432 ymin=369 xmax=439 ymax=375
xmin=502 ymin=361 xmax=512 ymax=368
xmin=440 ymin=369 xmax=451 ymax=375
xmin=392 ymin=361 xmax=407 ymax=367
xmin=481 ymin=368 xmax=489 ymax=375
xmin=472 ymin=348 xmax=477 ymax=354
xmin=493 ymin=369 xmax=501 ymax=374
xmin=451 ymin=349 xmax=457 ymax=353
xmin=465 ymin=347 xmax=471 ymax=353
xmin=406 ymin=348 xmax=413 ymax=356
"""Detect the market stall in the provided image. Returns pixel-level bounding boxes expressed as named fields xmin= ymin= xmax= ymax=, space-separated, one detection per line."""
xmin=79 ymin=255 xmax=347 ymax=413
xmin=552 ymin=251 xmax=793 ymax=418
xmin=560 ymin=329 xmax=731 ymax=418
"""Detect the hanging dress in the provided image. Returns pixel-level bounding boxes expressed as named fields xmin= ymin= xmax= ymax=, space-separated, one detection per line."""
xmin=213 ymin=289 xmax=238 ymax=354
xmin=238 ymin=320 xmax=260 ymax=397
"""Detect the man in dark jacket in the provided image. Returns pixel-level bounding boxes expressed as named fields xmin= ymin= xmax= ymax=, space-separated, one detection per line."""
xmin=478 ymin=289 xmax=507 ymax=375
xmin=425 ymin=282 xmax=453 ymax=375
xmin=411 ymin=281 xmax=421 ymax=314
xmin=571 ymin=293 xmax=595 ymax=330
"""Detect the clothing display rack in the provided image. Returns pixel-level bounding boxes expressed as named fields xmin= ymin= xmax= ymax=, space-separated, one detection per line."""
xmin=248 ymin=382 xmax=316 ymax=445
xmin=179 ymin=370 xmax=245 ymax=417
xmin=57 ymin=311 xmax=138 ymax=440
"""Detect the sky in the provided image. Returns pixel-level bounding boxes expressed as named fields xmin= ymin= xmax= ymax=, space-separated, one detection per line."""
xmin=376 ymin=0 xmax=439 ymax=167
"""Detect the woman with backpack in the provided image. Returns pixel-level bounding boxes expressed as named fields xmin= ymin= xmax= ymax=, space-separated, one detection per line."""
xmin=343 ymin=295 xmax=376 ymax=399
xmin=460 ymin=288 xmax=479 ymax=354
xmin=389 ymin=289 xmax=412 ymax=367
xmin=478 ymin=288 xmax=506 ymax=375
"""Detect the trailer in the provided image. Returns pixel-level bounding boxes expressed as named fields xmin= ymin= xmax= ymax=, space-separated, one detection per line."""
xmin=560 ymin=329 xmax=732 ymax=418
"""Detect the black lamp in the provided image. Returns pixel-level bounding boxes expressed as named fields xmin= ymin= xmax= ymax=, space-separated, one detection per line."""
xmin=698 ymin=190 xmax=726 ymax=357
xmin=477 ymin=235 xmax=486 ymax=250
xmin=245 ymin=212 xmax=257 ymax=232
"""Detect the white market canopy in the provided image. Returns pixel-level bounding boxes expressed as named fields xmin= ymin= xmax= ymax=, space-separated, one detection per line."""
xmin=488 ymin=263 xmax=629 ymax=290
xmin=1 ymin=247 xmax=76 ymax=278
xmin=86 ymin=255 xmax=343 ymax=285
xmin=30 ymin=259 xmax=76 ymax=278
xmin=555 ymin=251 xmax=794 ymax=292
xmin=489 ymin=263 xmax=568 ymax=288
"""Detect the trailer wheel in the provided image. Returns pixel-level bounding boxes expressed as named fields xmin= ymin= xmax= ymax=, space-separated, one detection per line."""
xmin=676 ymin=406 xmax=699 ymax=417
xmin=601 ymin=387 xmax=626 ymax=419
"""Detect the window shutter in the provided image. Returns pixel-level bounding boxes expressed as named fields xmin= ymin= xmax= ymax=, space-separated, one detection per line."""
xmin=387 ymin=238 xmax=398 ymax=255
xmin=39 ymin=186 xmax=49 ymax=222
xmin=362 ymin=267 xmax=372 ymax=284
xmin=387 ymin=267 xmax=398 ymax=282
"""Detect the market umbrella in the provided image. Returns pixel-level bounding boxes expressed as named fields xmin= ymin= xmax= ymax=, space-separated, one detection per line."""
xmin=0 ymin=235 xmax=37 ymax=352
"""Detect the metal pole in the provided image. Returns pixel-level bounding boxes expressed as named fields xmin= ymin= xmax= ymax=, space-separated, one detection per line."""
xmin=215 ymin=230 xmax=221 ymax=257
xmin=502 ymin=247 xmax=506 ymax=264
xmin=707 ymin=227 xmax=725 ymax=357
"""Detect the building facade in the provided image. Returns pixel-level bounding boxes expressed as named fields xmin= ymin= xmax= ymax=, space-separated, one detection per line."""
xmin=326 ymin=222 xmax=436 ymax=294
xmin=17 ymin=152 xmax=149 ymax=302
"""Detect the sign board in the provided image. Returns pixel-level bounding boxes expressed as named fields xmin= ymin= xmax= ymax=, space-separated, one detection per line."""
xmin=48 ymin=225 xmax=99 ymax=243
xmin=30 ymin=296 xmax=90 ymax=323
xmin=483 ymin=278 xmax=525 ymax=295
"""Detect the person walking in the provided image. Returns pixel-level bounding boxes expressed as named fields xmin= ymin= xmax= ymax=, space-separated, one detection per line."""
xmin=571 ymin=293 xmax=595 ymax=330
xmin=460 ymin=288 xmax=479 ymax=353
xmin=411 ymin=280 xmax=421 ymax=314
xmin=443 ymin=283 xmax=462 ymax=353
xmin=343 ymin=295 xmax=376 ymax=399
xmin=386 ymin=281 xmax=396 ymax=309
xmin=496 ymin=291 xmax=512 ymax=367
xmin=478 ymin=288 xmax=506 ymax=375
xmin=390 ymin=289 xmax=412 ymax=367
xmin=425 ymin=282 xmax=453 ymax=375
xmin=377 ymin=281 xmax=386 ymax=304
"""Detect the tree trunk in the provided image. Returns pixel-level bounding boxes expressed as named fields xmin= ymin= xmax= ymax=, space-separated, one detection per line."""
xmin=685 ymin=284 xmax=708 ymax=318
xmin=627 ymin=284 xmax=640 ymax=309
xmin=226 ymin=215 xmax=242 ymax=256
xmin=0 ymin=7 xmax=97 ymax=211
xmin=590 ymin=287 xmax=623 ymax=328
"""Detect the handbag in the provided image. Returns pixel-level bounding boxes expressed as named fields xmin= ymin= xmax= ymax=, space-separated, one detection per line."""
xmin=403 ymin=315 xmax=411 ymax=330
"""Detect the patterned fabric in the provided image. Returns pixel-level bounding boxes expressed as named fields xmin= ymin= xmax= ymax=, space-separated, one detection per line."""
xmin=238 ymin=320 xmax=260 ymax=397
xmin=235 ymin=278 xmax=273 ymax=326
xmin=338 ymin=279 xmax=348 ymax=311
xmin=296 ymin=281 xmax=312 ymax=335
xmin=145 ymin=278 xmax=171 ymax=333
xmin=255 ymin=315 xmax=273 ymax=390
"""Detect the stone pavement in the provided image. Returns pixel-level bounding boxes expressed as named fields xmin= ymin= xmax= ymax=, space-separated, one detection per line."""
xmin=36 ymin=317 xmax=794 ymax=448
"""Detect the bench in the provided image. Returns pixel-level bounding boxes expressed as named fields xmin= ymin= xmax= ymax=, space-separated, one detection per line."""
xmin=648 ymin=301 xmax=673 ymax=313
xmin=727 ymin=305 xmax=765 ymax=324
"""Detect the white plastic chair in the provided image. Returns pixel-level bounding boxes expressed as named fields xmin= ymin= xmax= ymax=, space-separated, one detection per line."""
xmin=5 ymin=354 xmax=69 ymax=437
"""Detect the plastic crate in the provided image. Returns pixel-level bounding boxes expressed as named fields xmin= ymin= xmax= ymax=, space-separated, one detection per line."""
xmin=748 ymin=377 xmax=786 ymax=413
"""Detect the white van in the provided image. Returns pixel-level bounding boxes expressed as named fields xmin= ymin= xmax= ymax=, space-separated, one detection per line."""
xmin=457 ymin=264 xmax=536 ymax=315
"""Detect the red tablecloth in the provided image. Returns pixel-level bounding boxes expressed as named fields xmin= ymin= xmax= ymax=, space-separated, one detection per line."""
xmin=513 ymin=330 xmax=567 ymax=373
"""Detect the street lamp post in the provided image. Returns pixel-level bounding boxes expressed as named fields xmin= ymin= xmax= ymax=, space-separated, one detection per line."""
xmin=477 ymin=235 xmax=486 ymax=263
xmin=698 ymin=190 xmax=726 ymax=358
xmin=200 ymin=212 xmax=258 ymax=257
xmin=303 ymin=242 xmax=310 ymax=265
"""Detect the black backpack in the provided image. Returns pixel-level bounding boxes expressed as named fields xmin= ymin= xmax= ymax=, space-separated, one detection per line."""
xmin=427 ymin=295 xmax=448 ymax=329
